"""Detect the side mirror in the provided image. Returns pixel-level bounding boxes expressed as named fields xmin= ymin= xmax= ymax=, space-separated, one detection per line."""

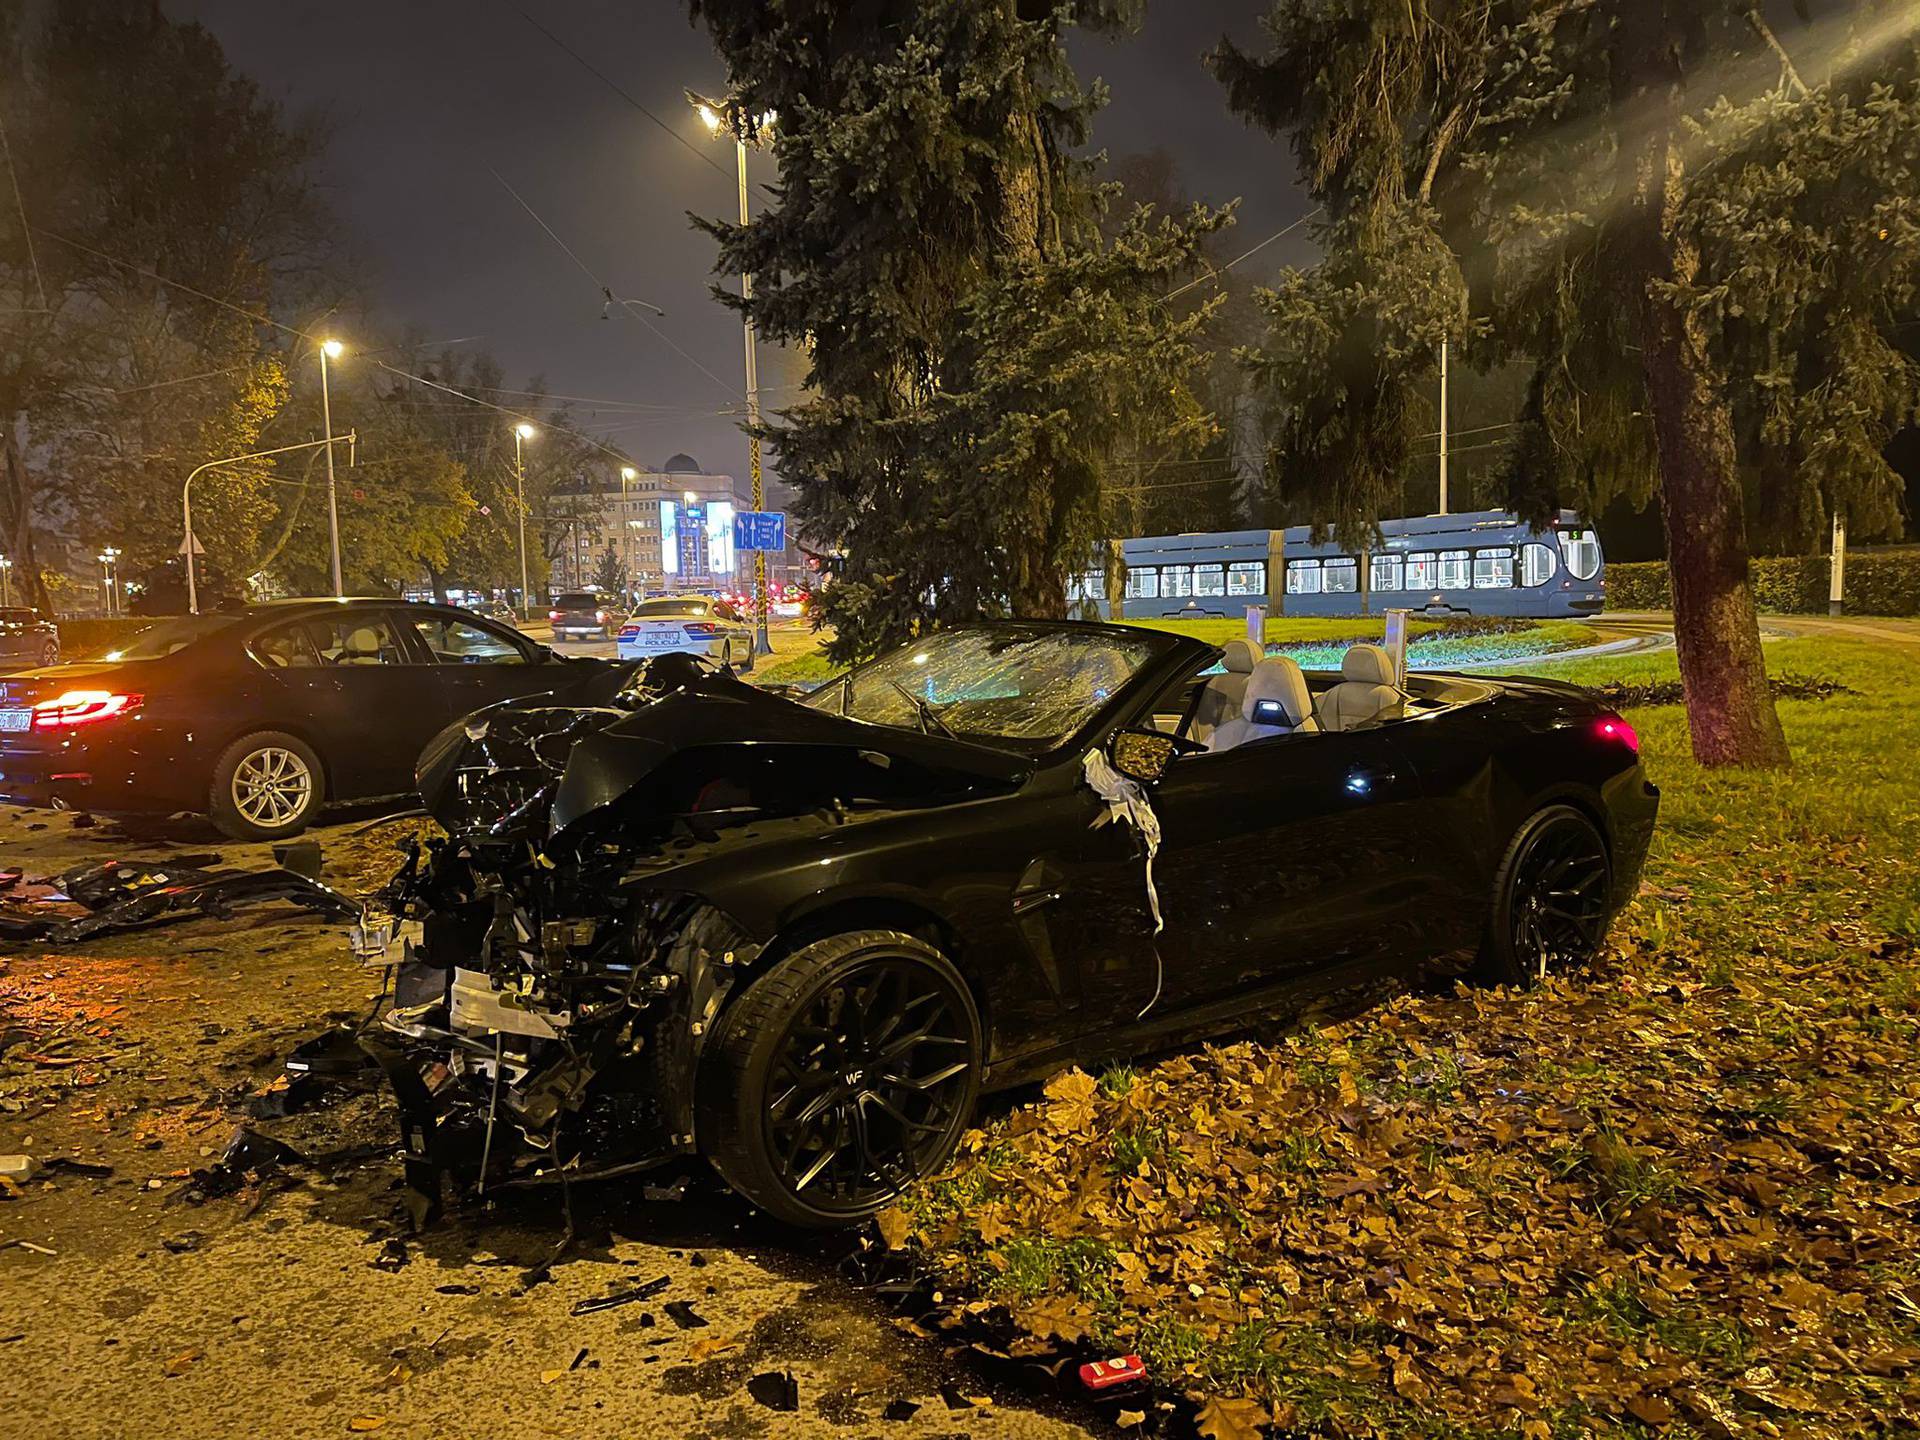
xmin=1109 ymin=728 xmax=1178 ymax=785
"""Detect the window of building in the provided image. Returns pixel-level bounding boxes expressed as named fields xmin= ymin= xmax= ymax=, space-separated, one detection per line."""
xmin=1285 ymin=559 xmax=1323 ymax=595
xmin=1405 ymin=552 xmax=1437 ymax=591
xmin=1323 ymin=557 xmax=1359 ymax=593
xmin=1125 ymin=567 xmax=1160 ymax=600
xmin=1473 ymin=547 xmax=1515 ymax=589
xmin=1194 ymin=563 xmax=1226 ymax=597
xmin=1560 ymin=529 xmax=1602 ymax=580
xmin=1521 ymin=542 xmax=1558 ymax=587
xmin=1438 ymin=549 xmax=1472 ymax=590
xmin=1371 ymin=554 xmax=1404 ymax=592
xmin=1161 ymin=565 xmax=1194 ymax=598
xmin=1227 ymin=561 xmax=1266 ymax=596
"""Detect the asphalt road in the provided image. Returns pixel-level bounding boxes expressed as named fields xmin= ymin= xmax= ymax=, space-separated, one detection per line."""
xmin=0 ymin=807 xmax=1092 ymax=1440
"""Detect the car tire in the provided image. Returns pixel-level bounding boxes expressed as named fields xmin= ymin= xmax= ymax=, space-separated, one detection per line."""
xmin=720 ymin=639 xmax=734 ymax=670
xmin=1476 ymin=804 xmax=1613 ymax=987
xmin=38 ymin=640 xmax=57 ymax=666
xmin=208 ymin=730 xmax=325 ymax=840
xmin=699 ymin=929 xmax=982 ymax=1227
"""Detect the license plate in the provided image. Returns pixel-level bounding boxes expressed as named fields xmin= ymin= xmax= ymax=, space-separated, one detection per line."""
xmin=0 ymin=709 xmax=30 ymax=733
xmin=633 ymin=632 xmax=681 ymax=648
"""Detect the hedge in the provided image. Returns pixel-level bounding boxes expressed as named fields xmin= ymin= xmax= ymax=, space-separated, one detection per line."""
xmin=53 ymin=616 xmax=167 ymax=660
xmin=1605 ymin=552 xmax=1920 ymax=616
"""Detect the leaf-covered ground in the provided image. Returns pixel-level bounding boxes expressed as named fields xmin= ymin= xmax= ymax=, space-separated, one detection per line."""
xmin=888 ymin=636 xmax=1920 ymax=1438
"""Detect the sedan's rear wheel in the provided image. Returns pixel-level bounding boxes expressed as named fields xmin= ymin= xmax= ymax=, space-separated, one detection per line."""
xmin=1479 ymin=804 xmax=1612 ymax=986
xmin=38 ymin=639 xmax=57 ymax=667
xmin=209 ymin=731 xmax=323 ymax=840
xmin=700 ymin=930 xmax=981 ymax=1227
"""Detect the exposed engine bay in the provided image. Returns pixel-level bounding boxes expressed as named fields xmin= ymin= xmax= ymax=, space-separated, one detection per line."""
xmin=351 ymin=653 xmax=1027 ymax=1223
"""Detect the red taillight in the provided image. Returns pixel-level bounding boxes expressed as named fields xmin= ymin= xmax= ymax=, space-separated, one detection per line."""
xmin=1596 ymin=714 xmax=1639 ymax=753
xmin=594 ymin=610 xmax=608 ymax=622
xmin=548 ymin=610 xmax=562 ymax=620
xmin=33 ymin=690 xmax=142 ymax=729
xmin=617 ymin=625 xmax=640 ymax=638
xmin=681 ymin=622 xmax=720 ymax=637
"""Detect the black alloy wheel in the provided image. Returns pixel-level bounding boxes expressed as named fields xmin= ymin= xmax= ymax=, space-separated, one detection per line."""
xmin=700 ymin=930 xmax=982 ymax=1226
xmin=38 ymin=639 xmax=57 ymax=667
xmin=1482 ymin=804 xmax=1613 ymax=985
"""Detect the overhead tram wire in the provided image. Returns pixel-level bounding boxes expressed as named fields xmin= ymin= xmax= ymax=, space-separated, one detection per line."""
xmin=1162 ymin=206 xmax=1325 ymax=305
xmin=496 ymin=0 xmax=776 ymax=204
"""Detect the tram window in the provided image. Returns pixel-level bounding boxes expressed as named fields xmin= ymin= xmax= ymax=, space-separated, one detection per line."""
xmin=1162 ymin=564 xmax=1194 ymax=598
xmin=1194 ymin=563 xmax=1226 ymax=597
xmin=1521 ymin=542 xmax=1559 ymax=586
xmin=1370 ymin=554 xmax=1403 ymax=592
xmin=1560 ymin=530 xmax=1602 ymax=580
xmin=1125 ymin=567 xmax=1160 ymax=600
xmin=1228 ymin=561 xmax=1266 ymax=596
xmin=1324 ymin=557 xmax=1359 ymax=593
xmin=1285 ymin=559 xmax=1323 ymax=595
xmin=1473 ymin=547 xmax=1515 ymax=589
xmin=1438 ymin=549 xmax=1472 ymax=590
xmin=1067 ymin=570 xmax=1104 ymax=602
xmin=1405 ymin=552 xmax=1436 ymax=590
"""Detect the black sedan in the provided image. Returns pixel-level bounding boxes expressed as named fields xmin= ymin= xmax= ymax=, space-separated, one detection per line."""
xmin=362 ymin=620 xmax=1658 ymax=1228
xmin=0 ymin=599 xmax=632 ymax=838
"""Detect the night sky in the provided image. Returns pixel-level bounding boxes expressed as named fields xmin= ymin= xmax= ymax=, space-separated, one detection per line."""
xmin=162 ymin=1 xmax=1314 ymax=492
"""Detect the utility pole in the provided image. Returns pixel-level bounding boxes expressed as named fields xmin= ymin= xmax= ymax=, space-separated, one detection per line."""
xmin=1437 ymin=338 xmax=1450 ymax=516
xmin=1829 ymin=507 xmax=1847 ymax=617
xmin=320 ymin=339 xmax=345 ymax=595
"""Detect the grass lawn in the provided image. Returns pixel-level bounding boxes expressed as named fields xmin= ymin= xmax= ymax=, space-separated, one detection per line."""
xmin=887 ymin=633 xmax=1920 ymax=1438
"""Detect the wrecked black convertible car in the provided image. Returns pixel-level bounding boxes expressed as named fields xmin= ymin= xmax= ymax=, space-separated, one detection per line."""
xmin=357 ymin=622 xmax=1658 ymax=1227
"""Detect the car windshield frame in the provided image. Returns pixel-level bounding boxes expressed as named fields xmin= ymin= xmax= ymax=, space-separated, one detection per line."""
xmin=92 ymin=613 xmax=242 ymax=661
xmin=800 ymin=622 xmax=1179 ymax=754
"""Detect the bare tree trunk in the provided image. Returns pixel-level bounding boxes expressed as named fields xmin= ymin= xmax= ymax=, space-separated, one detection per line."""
xmin=1 ymin=424 xmax=51 ymax=612
xmin=1635 ymin=147 xmax=1790 ymax=769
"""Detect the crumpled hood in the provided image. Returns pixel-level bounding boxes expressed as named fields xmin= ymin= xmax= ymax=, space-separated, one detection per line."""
xmin=414 ymin=658 xmax=1034 ymax=849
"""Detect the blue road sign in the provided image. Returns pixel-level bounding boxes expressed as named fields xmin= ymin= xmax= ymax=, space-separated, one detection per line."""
xmin=733 ymin=510 xmax=787 ymax=553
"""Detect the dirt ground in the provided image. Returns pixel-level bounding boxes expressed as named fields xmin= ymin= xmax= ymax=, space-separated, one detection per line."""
xmin=0 ymin=805 xmax=1095 ymax=1440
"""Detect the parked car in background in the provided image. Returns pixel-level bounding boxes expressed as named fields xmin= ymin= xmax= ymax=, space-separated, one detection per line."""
xmin=463 ymin=598 xmax=520 ymax=625
xmin=0 ymin=599 xmax=634 ymax=839
xmin=0 ymin=608 xmax=59 ymax=669
xmin=615 ymin=595 xmax=754 ymax=669
xmin=548 ymin=591 xmax=622 ymax=641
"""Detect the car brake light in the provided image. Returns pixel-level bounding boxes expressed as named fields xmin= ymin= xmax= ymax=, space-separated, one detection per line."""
xmin=682 ymin=622 xmax=720 ymax=637
xmin=33 ymin=690 xmax=142 ymax=729
xmin=548 ymin=610 xmax=562 ymax=620
xmin=1596 ymin=714 xmax=1639 ymax=753
xmin=595 ymin=610 xmax=608 ymax=622
xmin=617 ymin=625 xmax=640 ymax=638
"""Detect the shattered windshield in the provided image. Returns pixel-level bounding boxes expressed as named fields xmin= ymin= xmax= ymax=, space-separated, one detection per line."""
xmin=803 ymin=625 xmax=1162 ymax=748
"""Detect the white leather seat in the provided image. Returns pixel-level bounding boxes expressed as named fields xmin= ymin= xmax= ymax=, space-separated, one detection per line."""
xmin=1207 ymin=656 xmax=1317 ymax=751
xmin=1189 ymin=638 xmax=1264 ymax=744
xmin=1318 ymin=644 xmax=1401 ymax=732
xmin=337 ymin=626 xmax=386 ymax=665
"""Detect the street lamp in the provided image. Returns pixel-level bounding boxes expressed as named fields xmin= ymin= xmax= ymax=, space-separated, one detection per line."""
xmin=0 ymin=555 xmax=13 ymax=608
xmin=514 ymin=423 xmax=536 ymax=618
xmin=98 ymin=547 xmax=120 ymax=617
xmin=318 ymin=338 xmax=346 ymax=596
xmin=693 ymin=92 xmax=773 ymax=657
xmin=620 ymin=466 xmax=637 ymax=602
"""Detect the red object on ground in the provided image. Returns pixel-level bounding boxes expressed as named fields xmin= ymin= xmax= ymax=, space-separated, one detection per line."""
xmin=1077 ymin=1355 xmax=1146 ymax=1391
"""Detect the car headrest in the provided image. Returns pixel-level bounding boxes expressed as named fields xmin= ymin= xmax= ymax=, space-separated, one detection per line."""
xmin=1220 ymin=638 xmax=1263 ymax=674
xmin=1342 ymin=643 xmax=1396 ymax=686
xmin=345 ymin=626 xmax=382 ymax=653
xmin=1242 ymin=656 xmax=1313 ymax=728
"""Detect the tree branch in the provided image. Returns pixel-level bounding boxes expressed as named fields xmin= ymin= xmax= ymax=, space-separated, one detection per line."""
xmin=1746 ymin=8 xmax=1810 ymax=99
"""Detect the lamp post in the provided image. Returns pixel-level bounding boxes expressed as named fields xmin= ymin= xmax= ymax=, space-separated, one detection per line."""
xmin=696 ymin=96 xmax=773 ymax=657
xmin=319 ymin=338 xmax=346 ymax=596
xmin=514 ymin=423 xmax=536 ymax=618
xmin=98 ymin=547 xmax=119 ymax=617
xmin=620 ymin=466 xmax=636 ymax=603
xmin=0 ymin=555 xmax=13 ymax=608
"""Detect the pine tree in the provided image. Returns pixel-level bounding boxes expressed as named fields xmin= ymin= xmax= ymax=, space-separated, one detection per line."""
xmin=687 ymin=0 xmax=1226 ymax=660
xmin=1213 ymin=1 xmax=1920 ymax=768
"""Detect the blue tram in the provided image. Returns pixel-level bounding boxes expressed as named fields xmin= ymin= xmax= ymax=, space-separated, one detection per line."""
xmin=1072 ymin=510 xmax=1606 ymax=620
